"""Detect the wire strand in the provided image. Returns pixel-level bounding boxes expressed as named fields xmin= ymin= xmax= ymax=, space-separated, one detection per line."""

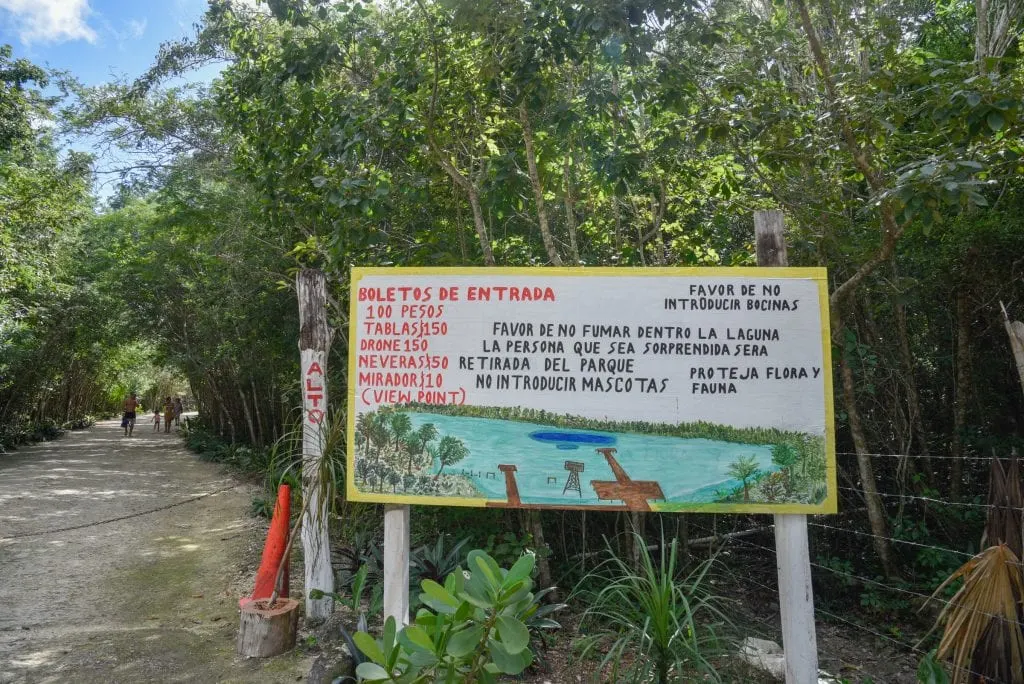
xmin=837 ymin=451 xmax=1017 ymax=463
xmin=689 ymin=522 xmax=1018 ymax=625
xmin=806 ymin=521 xmax=977 ymax=558
xmin=0 ymin=483 xmax=244 ymax=541
xmin=836 ymin=486 xmax=1001 ymax=510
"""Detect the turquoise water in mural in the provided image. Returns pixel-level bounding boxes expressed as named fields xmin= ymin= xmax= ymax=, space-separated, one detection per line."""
xmin=407 ymin=413 xmax=775 ymax=506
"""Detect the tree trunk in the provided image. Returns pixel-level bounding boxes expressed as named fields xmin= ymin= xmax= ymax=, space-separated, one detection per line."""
xmin=839 ymin=347 xmax=900 ymax=579
xmin=238 ymin=380 xmax=258 ymax=446
xmin=562 ymin=151 xmax=580 ymax=264
xmin=209 ymin=375 xmax=234 ymax=441
xmin=236 ymin=598 xmax=299 ymax=657
xmin=676 ymin=513 xmax=689 ymax=560
xmin=629 ymin=511 xmax=647 ymax=570
xmin=524 ymin=510 xmax=556 ymax=600
xmin=975 ymin=0 xmax=1024 ymax=73
xmin=950 ymin=289 xmax=972 ymax=500
xmin=519 ymin=103 xmax=563 ymax=266
xmin=893 ymin=288 xmax=934 ymax=483
xmin=432 ymin=146 xmax=495 ymax=266
xmin=297 ymin=268 xmax=335 ymax=623
xmin=251 ymin=379 xmax=265 ymax=446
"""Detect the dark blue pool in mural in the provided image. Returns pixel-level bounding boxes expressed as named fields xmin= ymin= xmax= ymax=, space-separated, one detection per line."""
xmin=528 ymin=431 xmax=617 ymax=450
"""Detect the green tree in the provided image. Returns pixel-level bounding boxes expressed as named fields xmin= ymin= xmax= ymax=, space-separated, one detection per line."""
xmin=388 ymin=412 xmax=412 ymax=455
xmin=726 ymin=455 xmax=760 ymax=502
xmin=433 ymin=435 xmax=469 ymax=480
xmin=771 ymin=444 xmax=799 ymax=489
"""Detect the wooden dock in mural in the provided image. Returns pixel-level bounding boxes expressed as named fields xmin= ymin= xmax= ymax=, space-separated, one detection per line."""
xmin=485 ymin=447 xmax=664 ymax=511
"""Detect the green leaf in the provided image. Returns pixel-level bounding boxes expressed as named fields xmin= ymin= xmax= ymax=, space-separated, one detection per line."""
xmin=456 ymin=590 xmax=493 ymax=610
xmin=421 ymin=579 xmax=458 ymax=608
xmin=499 ymin=580 xmax=531 ymax=606
xmin=402 ymin=624 xmax=434 ymax=653
xmin=503 ymin=553 xmax=535 ymax=588
xmin=382 ymin=616 xmax=397 ymax=655
xmin=354 ymin=631 xmax=387 ymax=666
xmin=355 ymin=662 xmax=391 ymax=681
xmin=987 ymin=110 xmax=1005 ymax=132
xmin=488 ymin=638 xmax=533 ymax=675
xmin=495 ymin=615 xmax=530 ymax=653
xmin=469 ymin=550 xmax=501 ymax=588
xmin=446 ymin=624 xmax=484 ymax=657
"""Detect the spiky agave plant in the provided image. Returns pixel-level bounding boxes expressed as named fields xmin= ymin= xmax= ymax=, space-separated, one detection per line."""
xmin=572 ymin=533 xmax=730 ymax=683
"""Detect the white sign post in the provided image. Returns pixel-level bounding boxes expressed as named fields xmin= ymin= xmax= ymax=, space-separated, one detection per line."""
xmin=382 ymin=504 xmax=410 ymax=625
xmin=757 ymin=210 xmax=819 ymax=683
xmin=348 ymin=251 xmax=835 ymax=652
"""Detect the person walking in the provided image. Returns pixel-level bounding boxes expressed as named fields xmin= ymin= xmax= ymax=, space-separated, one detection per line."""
xmin=152 ymin=404 xmax=161 ymax=431
xmin=122 ymin=392 xmax=138 ymax=437
xmin=163 ymin=397 xmax=174 ymax=434
xmin=173 ymin=397 xmax=184 ymax=427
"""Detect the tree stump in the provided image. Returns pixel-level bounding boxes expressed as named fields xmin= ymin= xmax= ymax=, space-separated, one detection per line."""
xmin=237 ymin=598 xmax=299 ymax=658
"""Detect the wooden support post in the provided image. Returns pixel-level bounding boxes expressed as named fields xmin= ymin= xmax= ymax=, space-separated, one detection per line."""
xmin=383 ymin=504 xmax=410 ymax=625
xmin=756 ymin=209 xmax=819 ymax=684
xmin=297 ymin=269 xmax=334 ymax=623
xmin=237 ymin=598 xmax=300 ymax=657
xmin=498 ymin=464 xmax=522 ymax=506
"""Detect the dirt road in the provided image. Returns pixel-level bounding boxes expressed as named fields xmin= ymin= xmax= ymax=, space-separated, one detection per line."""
xmin=0 ymin=418 xmax=311 ymax=683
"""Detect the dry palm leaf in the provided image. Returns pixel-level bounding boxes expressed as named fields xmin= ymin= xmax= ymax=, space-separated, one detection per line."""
xmin=927 ymin=543 xmax=1024 ymax=684
xmin=982 ymin=451 xmax=1023 ymax=560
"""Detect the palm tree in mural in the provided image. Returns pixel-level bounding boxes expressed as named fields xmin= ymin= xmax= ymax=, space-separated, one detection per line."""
xmin=412 ymin=422 xmax=438 ymax=473
xmin=389 ymin=413 xmax=412 ymax=458
xmin=355 ymin=412 xmax=375 ymax=460
xmin=425 ymin=443 xmax=440 ymax=479
xmin=403 ymin=433 xmax=423 ymax=475
xmin=727 ymin=454 xmax=761 ymax=502
xmin=433 ymin=435 xmax=469 ymax=480
xmin=355 ymin=458 xmax=369 ymax=484
xmin=369 ymin=413 xmax=391 ymax=482
xmin=771 ymin=444 xmax=799 ymax=490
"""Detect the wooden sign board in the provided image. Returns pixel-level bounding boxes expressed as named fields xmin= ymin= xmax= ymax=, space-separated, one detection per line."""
xmin=347 ymin=267 xmax=836 ymax=514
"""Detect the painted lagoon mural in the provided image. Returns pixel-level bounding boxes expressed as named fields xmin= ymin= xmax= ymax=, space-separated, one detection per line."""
xmin=351 ymin=407 xmax=829 ymax=510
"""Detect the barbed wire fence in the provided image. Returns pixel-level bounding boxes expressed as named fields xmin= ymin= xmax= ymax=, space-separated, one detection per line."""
xmin=673 ymin=449 xmax=1021 ymax=684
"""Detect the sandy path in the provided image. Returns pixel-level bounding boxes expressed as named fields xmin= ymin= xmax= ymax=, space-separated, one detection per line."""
xmin=0 ymin=418 xmax=311 ymax=683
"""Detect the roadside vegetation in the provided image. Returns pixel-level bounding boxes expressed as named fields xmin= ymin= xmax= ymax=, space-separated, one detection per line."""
xmin=3 ymin=0 xmax=1024 ymax=680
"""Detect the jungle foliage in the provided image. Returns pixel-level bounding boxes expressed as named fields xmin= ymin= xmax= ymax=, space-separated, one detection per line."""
xmin=3 ymin=0 xmax=1024 ymax=675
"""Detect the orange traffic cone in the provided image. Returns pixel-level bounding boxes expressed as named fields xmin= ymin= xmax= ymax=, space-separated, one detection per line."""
xmin=240 ymin=484 xmax=291 ymax=608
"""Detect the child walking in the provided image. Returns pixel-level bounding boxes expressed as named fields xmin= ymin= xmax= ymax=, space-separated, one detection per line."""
xmin=153 ymin=405 xmax=161 ymax=431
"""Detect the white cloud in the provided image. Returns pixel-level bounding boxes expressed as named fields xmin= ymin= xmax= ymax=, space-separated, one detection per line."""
xmin=126 ymin=18 xmax=146 ymax=40
xmin=225 ymin=0 xmax=271 ymax=15
xmin=0 ymin=0 xmax=98 ymax=44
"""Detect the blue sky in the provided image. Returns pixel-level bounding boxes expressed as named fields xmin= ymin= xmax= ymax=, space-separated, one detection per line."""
xmin=0 ymin=0 xmax=245 ymax=197
xmin=0 ymin=0 xmax=224 ymax=85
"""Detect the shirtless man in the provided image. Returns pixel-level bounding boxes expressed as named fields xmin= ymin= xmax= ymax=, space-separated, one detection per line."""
xmin=122 ymin=392 xmax=139 ymax=437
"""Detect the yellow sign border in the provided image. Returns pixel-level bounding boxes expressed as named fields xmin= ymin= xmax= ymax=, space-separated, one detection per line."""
xmin=346 ymin=266 xmax=836 ymax=515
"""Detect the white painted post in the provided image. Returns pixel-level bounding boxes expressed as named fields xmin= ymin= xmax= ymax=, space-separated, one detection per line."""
xmin=755 ymin=210 xmax=819 ymax=684
xmin=297 ymin=269 xmax=335 ymax=623
xmin=383 ymin=504 xmax=410 ymax=625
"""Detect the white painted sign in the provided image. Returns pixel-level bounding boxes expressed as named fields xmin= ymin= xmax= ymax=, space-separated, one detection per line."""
xmin=347 ymin=267 xmax=836 ymax=514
